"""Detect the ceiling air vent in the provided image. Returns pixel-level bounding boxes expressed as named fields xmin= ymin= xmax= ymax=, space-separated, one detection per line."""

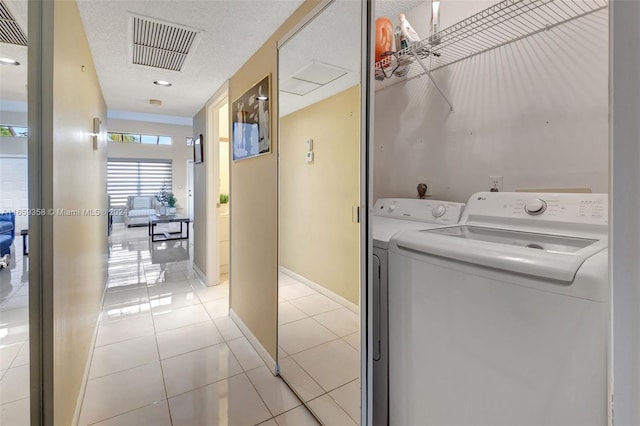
xmin=0 ymin=1 xmax=27 ymax=46
xmin=130 ymin=15 xmax=201 ymax=72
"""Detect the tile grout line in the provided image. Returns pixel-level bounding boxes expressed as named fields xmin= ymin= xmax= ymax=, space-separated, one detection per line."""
xmin=326 ymin=378 xmax=361 ymax=425
xmin=164 ymin=370 xmax=246 ymax=401
xmin=81 ymin=233 xmax=167 ymax=425
xmin=76 ymin=269 xmax=115 ymax=425
xmin=147 ymin=265 xmax=175 ymax=426
xmin=278 ymin=273 xmax=361 ymax=423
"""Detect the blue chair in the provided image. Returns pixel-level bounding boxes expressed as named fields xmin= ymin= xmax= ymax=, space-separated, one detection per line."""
xmin=0 ymin=212 xmax=15 ymax=257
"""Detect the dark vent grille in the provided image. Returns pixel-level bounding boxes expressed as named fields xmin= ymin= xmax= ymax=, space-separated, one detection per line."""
xmin=0 ymin=1 xmax=27 ymax=46
xmin=132 ymin=16 xmax=198 ymax=71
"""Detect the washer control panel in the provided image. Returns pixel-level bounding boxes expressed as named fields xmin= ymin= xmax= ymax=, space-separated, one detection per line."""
xmin=463 ymin=192 xmax=608 ymax=225
xmin=373 ymin=198 xmax=465 ymax=225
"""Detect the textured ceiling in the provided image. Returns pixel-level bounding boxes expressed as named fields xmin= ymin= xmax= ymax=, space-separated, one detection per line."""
xmin=279 ymin=0 xmax=361 ymax=116
xmin=376 ymin=0 xmax=425 ymax=19
xmin=76 ymin=0 xmax=306 ymax=118
xmin=0 ymin=0 xmax=427 ymax=119
xmin=0 ymin=0 xmax=27 ymax=104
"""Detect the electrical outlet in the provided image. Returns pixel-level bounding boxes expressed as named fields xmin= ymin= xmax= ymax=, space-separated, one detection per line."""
xmin=415 ymin=179 xmax=432 ymax=197
xmin=489 ymin=175 xmax=503 ymax=192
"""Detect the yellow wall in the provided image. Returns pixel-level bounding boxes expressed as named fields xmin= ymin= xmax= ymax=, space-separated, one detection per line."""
xmin=280 ymin=86 xmax=360 ymax=304
xmin=229 ymin=0 xmax=322 ymax=359
xmin=51 ymin=1 xmax=108 ymax=423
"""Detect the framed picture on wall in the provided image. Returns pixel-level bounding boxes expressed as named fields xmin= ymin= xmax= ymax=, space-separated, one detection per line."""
xmin=232 ymin=74 xmax=270 ymax=161
xmin=194 ymin=134 xmax=203 ymax=163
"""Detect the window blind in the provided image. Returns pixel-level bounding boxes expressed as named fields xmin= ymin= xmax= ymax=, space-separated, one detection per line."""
xmin=107 ymin=159 xmax=172 ymax=208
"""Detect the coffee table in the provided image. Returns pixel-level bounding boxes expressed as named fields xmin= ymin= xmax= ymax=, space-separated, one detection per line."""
xmin=148 ymin=215 xmax=190 ymax=242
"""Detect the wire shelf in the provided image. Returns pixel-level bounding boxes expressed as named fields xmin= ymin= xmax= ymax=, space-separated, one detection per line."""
xmin=374 ymin=0 xmax=608 ymax=81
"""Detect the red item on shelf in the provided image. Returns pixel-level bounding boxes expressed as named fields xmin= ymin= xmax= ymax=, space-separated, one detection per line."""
xmin=375 ymin=17 xmax=394 ymax=63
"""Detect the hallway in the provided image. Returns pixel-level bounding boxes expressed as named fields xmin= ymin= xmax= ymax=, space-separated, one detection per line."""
xmin=77 ymin=224 xmax=317 ymax=425
xmin=1 ymin=224 xmax=320 ymax=425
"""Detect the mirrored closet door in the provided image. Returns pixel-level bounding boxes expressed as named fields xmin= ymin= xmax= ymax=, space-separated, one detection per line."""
xmin=277 ymin=0 xmax=364 ymax=424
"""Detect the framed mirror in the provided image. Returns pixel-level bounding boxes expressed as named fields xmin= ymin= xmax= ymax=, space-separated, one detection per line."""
xmin=276 ymin=0 xmax=364 ymax=423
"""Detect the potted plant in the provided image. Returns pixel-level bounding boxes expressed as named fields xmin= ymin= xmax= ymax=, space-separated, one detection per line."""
xmin=166 ymin=192 xmax=177 ymax=215
xmin=155 ymin=183 xmax=177 ymax=216
xmin=219 ymin=193 xmax=229 ymax=214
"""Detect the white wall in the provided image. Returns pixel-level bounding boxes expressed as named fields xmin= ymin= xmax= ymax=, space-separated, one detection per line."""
xmin=0 ymin=110 xmax=28 ymax=157
xmin=0 ymin=157 xmax=28 ymax=232
xmin=373 ymin=5 xmax=609 ymax=203
xmin=107 ymin=118 xmax=193 ymax=216
xmin=0 ymin=111 xmax=28 ymax=232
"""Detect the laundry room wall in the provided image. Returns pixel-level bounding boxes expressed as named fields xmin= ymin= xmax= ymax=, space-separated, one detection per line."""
xmin=280 ymin=85 xmax=360 ymax=305
xmin=373 ymin=2 xmax=609 ymax=203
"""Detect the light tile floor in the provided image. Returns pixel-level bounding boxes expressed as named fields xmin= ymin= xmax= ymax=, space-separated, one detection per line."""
xmin=1 ymin=223 xmax=320 ymax=426
xmin=278 ymin=273 xmax=361 ymax=425
xmin=0 ymin=238 xmax=30 ymax=425
xmin=78 ymin=223 xmax=318 ymax=425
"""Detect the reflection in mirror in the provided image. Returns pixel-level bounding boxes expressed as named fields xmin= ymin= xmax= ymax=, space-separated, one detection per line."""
xmin=0 ymin=0 xmax=30 ymax=423
xmin=277 ymin=0 xmax=362 ymax=424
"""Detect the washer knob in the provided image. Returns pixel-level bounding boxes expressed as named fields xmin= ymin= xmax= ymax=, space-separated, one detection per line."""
xmin=525 ymin=199 xmax=547 ymax=215
xmin=432 ymin=204 xmax=447 ymax=218
xmin=388 ymin=203 xmax=397 ymax=212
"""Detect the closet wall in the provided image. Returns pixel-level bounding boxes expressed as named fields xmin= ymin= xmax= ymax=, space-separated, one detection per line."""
xmin=373 ymin=3 xmax=609 ymax=203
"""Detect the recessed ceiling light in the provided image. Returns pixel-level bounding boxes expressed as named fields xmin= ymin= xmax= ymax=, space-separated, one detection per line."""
xmin=0 ymin=58 xmax=20 ymax=66
xmin=153 ymin=80 xmax=172 ymax=87
xmin=149 ymin=99 xmax=162 ymax=106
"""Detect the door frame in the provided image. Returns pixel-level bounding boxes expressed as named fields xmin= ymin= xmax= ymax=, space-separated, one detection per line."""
xmin=610 ymin=2 xmax=640 ymax=424
xmin=275 ymin=0 xmax=373 ymax=423
xmin=204 ymin=82 xmax=229 ymax=286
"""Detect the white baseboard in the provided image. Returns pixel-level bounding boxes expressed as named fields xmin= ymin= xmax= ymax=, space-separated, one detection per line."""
xmin=229 ymin=309 xmax=277 ymax=374
xmin=192 ymin=264 xmax=207 ymax=285
xmin=279 ymin=266 xmax=359 ymax=313
xmin=73 ymin=274 xmax=108 ymax=426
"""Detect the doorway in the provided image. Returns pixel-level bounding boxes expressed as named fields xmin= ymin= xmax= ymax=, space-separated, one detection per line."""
xmin=204 ymin=85 xmax=230 ymax=286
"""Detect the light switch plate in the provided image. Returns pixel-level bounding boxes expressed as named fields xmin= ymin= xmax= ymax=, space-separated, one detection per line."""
xmin=306 ymin=139 xmax=313 ymax=151
xmin=306 ymin=151 xmax=314 ymax=163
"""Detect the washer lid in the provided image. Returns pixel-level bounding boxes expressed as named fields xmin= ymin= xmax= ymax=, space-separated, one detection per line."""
xmin=373 ymin=216 xmax=436 ymax=248
xmin=392 ymin=226 xmax=607 ymax=282
xmin=429 ymin=226 xmax=598 ymax=254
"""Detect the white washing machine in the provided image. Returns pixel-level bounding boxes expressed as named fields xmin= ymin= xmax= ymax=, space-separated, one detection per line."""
xmin=372 ymin=198 xmax=465 ymax=426
xmin=388 ymin=192 xmax=609 ymax=426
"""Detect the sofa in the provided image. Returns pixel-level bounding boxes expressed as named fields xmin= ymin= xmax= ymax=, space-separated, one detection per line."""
xmin=123 ymin=195 xmax=158 ymax=227
xmin=0 ymin=212 xmax=15 ymax=257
